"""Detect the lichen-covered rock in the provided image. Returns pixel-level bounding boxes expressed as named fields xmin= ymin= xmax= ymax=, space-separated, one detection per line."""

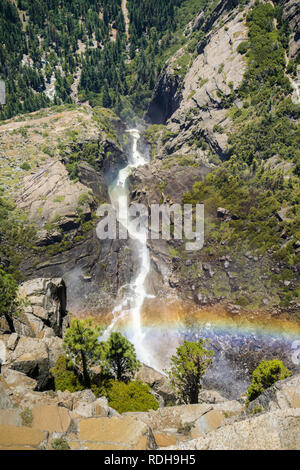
xmin=0 ymin=368 xmax=37 ymax=398
xmin=198 ymin=390 xmax=228 ymax=404
xmin=0 ymin=409 xmax=23 ymax=427
xmin=190 ymin=409 xmax=226 ymax=438
xmin=72 ymin=397 xmax=109 ymax=419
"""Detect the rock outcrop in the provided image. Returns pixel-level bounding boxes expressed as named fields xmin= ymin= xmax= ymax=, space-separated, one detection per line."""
xmin=0 ymin=370 xmax=157 ymax=450
xmin=167 ymin=409 xmax=300 ymax=450
xmin=16 ymin=278 xmax=68 ymax=338
xmin=1 ymin=277 xmax=67 ymax=390
xmin=245 ymin=374 xmax=300 ymax=414
xmin=163 ymin=374 xmax=300 ymax=450
xmin=136 ymin=364 xmax=176 ymax=406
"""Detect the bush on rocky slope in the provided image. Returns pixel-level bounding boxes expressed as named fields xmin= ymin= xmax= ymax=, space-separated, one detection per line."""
xmin=94 ymin=379 xmax=159 ymax=413
xmin=247 ymin=359 xmax=292 ymax=403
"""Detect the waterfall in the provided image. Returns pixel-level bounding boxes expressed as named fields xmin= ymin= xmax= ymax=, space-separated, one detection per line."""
xmin=104 ymin=129 xmax=154 ymax=367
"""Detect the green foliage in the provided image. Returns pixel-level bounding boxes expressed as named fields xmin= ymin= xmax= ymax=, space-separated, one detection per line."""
xmin=0 ymin=0 xmax=241 ymax=120
xmin=0 ymin=268 xmax=19 ymax=319
xmin=63 ymin=318 xmax=105 ymax=388
xmin=20 ymin=162 xmax=31 ymax=171
xmin=0 ymin=192 xmax=37 ymax=321
xmin=0 ymin=193 xmax=36 ymax=280
xmin=167 ymin=339 xmax=213 ymax=404
xmin=97 ymin=379 xmax=159 ymax=414
xmin=228 ymin=3 xmax=299 ymax=166
xmin=50 ymin=355 xmax=83 ymax=393
xmin=52 ymin=333 xmax=153 ymax=415
xmin=20 ymin=408 xmax=33 ymax=427
xmin=78 ymin=192 xmax=91 ymax=206
xmin=105 ymin=332 xmax=140 ymax=381
xmin=51 ymin=438 xmax=70 ymax=450
xmin=64 ymin=142 xmax=104 ymax=180
xmin=249 ymin=405 xmax=263 ymax=415
xmin=247 ymin=359 xmax=291 ymax=403
xmin=237 ymin=41 xmax=250 ymax=55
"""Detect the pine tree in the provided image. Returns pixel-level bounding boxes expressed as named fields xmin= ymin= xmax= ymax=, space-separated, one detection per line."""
xmin=106 ymin=332 xmax=140 ymax=382
xmin=168 ymin=339 xmax=213 ymax=404
xmin=63 ymin=318 xmax=105 ymax=388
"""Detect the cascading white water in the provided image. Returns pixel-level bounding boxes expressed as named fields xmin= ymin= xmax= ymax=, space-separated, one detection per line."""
xmin=105 ymin=129 xmax=154 ymax=366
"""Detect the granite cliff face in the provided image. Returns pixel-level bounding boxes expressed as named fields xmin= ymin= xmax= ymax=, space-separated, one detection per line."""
xmin=146 ymin=0 xmax=249 ymax=160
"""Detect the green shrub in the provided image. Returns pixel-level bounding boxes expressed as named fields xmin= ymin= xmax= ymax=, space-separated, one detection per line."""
xmin=177 ymin=423 xmax=193 ymax=436
xmin=237 ymin=41 xmax=249 ymax=54
xmin=0 ymin=268 xmax=19 ymax=319
xmin=50 ymin=355 xmax=83 ymax=393
xmin=247 ymin=359 xmax=291 ymax=403
xmin=21 ymin=408 xmax=33 ymax=427
xmin=78 ymin=192 xmax=91 ymax=206
xmin=249 ymin=405 xmax=263 ymax=415
xmin=51 ymin=438 xmax=70 ymax=450
xmin=96 ymin=380 xmax=159 ymax=414
xmin=20 ymin=162 xmax=31 ymax=171
xmin=168 ymin=339 xmax=213 ymax=404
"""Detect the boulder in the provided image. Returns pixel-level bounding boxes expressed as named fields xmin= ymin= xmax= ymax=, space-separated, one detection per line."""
xmin=0 ymin=316 xmax=11 ymax=334
xmin=153 ymin=431 xmax=178 ymax=448
xmin=10 ymin=336 xmax=63 ymax=390
xmin=213 ymin=400 xmax=244 ymax=417
xmin=72 ymin=397 xmax=109 ymax=419
xmin=0 ymin=368 xmax=37 ymax=398
xmin=0 ymin=409 xmax=22 ymax=426
xmin=31 ymin=405 xmax=72 ymax=433
xmin=71 ymin=390 xmax=97 ymax=409
xmin=198 ymin=390 xmax=227 ymax=404
xmin=0 ymin=424 xmax=48 ymax=450
xmin=136 ymin=364 xmax=175 ymax=406
xmin=7 ymin=333 xmax=19 ymax=351
xmin=77 ymin=416 xmax=156 ymax=450
xmin=190 ymin=410 xmax=225 ymax=438
xmin=125 ymin=403 xmax=212 ymax=432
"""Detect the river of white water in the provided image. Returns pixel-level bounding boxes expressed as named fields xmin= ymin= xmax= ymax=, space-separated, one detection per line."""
xmin=104 ymin=129 xmax=154 ymax=366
